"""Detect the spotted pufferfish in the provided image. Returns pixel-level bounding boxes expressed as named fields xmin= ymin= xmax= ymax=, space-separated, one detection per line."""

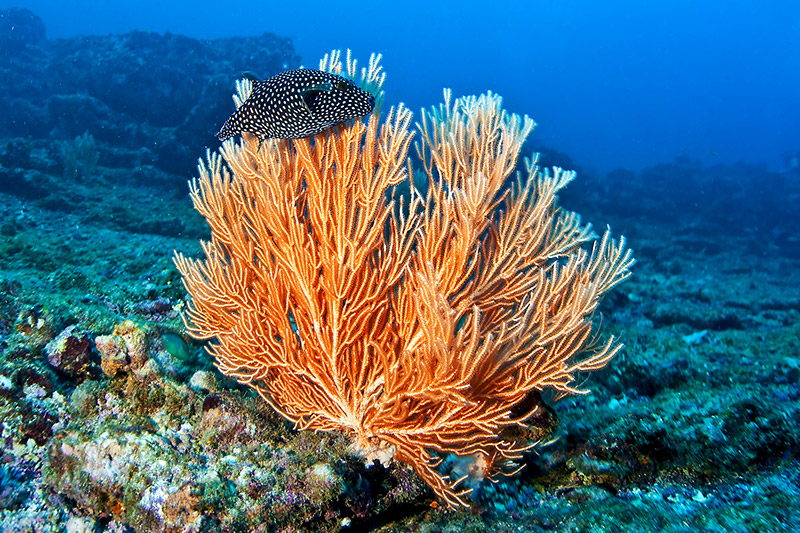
xmin=216 ymin=68 xmax=376 ymax=141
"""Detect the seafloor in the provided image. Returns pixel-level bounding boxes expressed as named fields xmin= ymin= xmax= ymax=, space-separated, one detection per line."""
xmin=1 ymin=7 xmax=799 ymax=533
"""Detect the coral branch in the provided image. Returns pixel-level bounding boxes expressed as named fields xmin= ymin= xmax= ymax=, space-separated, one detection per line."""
xmin=175 ymin=54 xmax=633 ymax=508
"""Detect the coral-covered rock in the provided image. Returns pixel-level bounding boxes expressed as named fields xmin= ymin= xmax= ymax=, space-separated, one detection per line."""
xmin=198 ymin=393 xmax=250 ymax=450
xmin=188 ymin=370 xmax=217 ymax=393
xmin=20 ymin=404 xmax=58 ymax=445
xmin=161 ymin=483 xmax=202 ymax=530
xmin=45 ymin=325 xmax=94 ymax=379
xmin=94 ymin=335 xmax=127 ymax=378
xmin=95 ymin=320 xmax=149 ymax=378
xmin=133 ymin=296 xmax=173 ymax=317
xmin=49 ymin=429 xmax=164 ymax=523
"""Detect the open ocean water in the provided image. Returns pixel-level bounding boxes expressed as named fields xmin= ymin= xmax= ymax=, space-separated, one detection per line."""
xmin=0 ymin=2 xmax=798 ymax=531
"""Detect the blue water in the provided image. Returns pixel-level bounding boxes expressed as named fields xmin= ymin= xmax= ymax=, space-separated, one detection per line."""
xmin=2 ymin=0 xmax=798 ymax=173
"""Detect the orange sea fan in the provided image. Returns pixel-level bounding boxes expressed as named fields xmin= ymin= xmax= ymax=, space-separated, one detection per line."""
xmin=174 ymin=52 xmax=634 ymax=508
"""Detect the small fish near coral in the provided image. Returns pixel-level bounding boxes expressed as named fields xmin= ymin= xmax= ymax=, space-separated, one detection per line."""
xmin=216 ymin=68 xmax=376 ymax=140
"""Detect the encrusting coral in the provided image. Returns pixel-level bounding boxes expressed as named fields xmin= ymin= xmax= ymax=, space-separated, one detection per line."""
xmin=174 ymin=51 xmax=634 ymax=508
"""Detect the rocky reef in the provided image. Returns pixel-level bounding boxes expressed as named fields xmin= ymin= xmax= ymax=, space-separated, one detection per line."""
xmin=0 ymin=6 xmax=299 ymax=180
